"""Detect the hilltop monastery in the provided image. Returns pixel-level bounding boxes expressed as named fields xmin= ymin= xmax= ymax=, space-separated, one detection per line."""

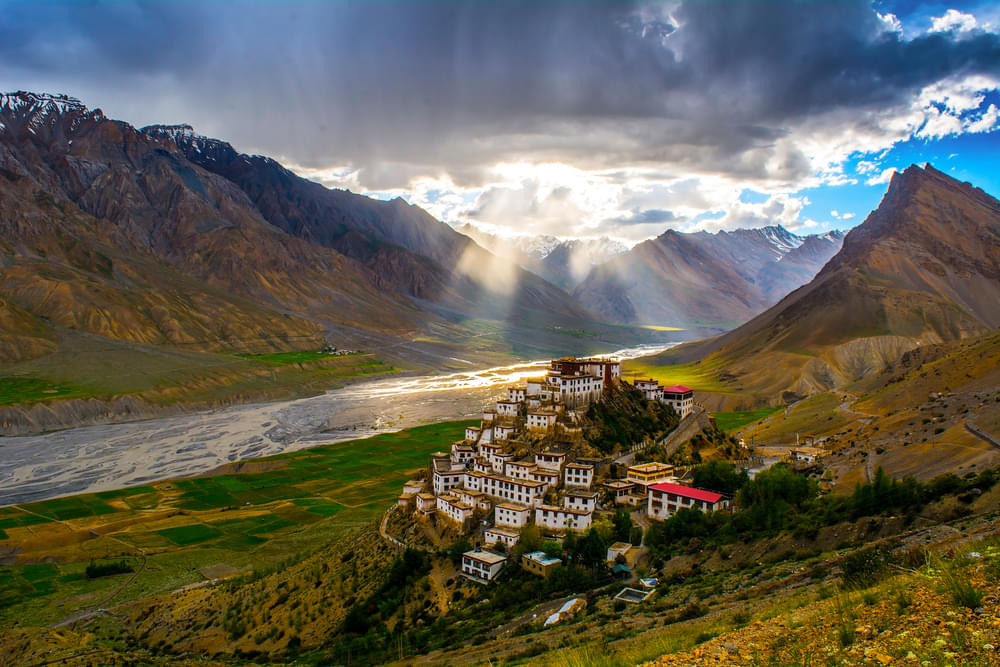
xmin=396 ymin=356 xmax=729 ymax=582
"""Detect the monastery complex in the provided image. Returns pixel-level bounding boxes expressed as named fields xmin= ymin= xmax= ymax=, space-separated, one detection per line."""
xmin=396 ymin=356 xmax=730 ymax=583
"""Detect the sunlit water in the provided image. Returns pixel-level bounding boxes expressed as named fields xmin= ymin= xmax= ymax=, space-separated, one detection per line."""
xmin=0 ymin=344 xmax=672 ymax=505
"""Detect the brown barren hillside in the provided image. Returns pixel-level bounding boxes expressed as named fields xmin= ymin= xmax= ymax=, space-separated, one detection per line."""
xmin=649 ymin=164 xmax=1000 ymax=399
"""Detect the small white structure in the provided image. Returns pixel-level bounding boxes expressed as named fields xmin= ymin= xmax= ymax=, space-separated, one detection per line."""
xmin=416 ymin=493 xmax=436 ymax=516
xmin=660 ymin=385 xmax=694 ymax=418
xmin=535 ymin=451 xmax=567 ymax=472
xmin=495 ymin=503 xmax=531 ymax=528
xmin=526 ymin=410 xmax=557 ymax=431
xmin=647 ymin=482 xmax=728 ymax=520
xmin=496 ymin=401 xmax=520 ymax=417
xmin=484 ymin=527 xmax=520 ymax=549
xmin=535 ymin=505 xmax=593 ymax=533
xmin=457 ymin=488 xmax=490 ymax=511
xmin=437 ymin=494 xmax=473 ymax=524
xmin=402 ymin=480 xmax=424 ymax=496
xmin=494 ymin=424 xmax=516 ymax=440
xmin=452 ymin=442 xmax=475 ymax=464
xmin=482 ymin=409 xmax=496 ymax=422
xmin=607 ymin=541 xmax=634 ymax=564
xmin=507 ymin=387 xmax=526 ymax=402
xmin=634 ymin=378 xmax=662 ymax=401
xmin=626 ymin=462 xmax=675 ymax=487
xmin=462 ymin=550 xmax=505 ymax=583
xmin=603 ymin=480 xmax=638 ymax=505
xmin=480 ymin=473 xmax=546 ymax=507
xmin=530 ymin=469 xmax=560 ymax=490
xmin=563 ymin=489 xmax=597 ymax=512
xmin=432 ymin=465 xmax=467 ymax=495
xmin=563 ymin=462 xmax=594 ymax=488
xmin=505 ymin=460 xmax=537 ymax=480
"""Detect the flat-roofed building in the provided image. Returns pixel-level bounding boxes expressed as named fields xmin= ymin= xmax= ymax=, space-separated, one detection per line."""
xmin=522 ymin=551 xmax=562 ymax=577
xmin=484 ymin=527 xmax=520 ymax=549
xmin=496 ymin=400 xmax=520 ymax=417
xmin=462 ymin=550 xmax=506 ymax=583
xmin=603 ymin=480 xmax=640 ymax=505
xmin=526 ymin=410 xmax=557 ymax=432
xmin=507 ymin=387 xmax=526 ymax=402
xmin=530 ymin=468 xmax=560 ymax=490
xmin=626 ymin=462 xmax=675 ymax=487
xmin=563 ymin=462 xmax=594 ymax=488
xmin=495 ymin=503 xmax=531 ymax=528
xmin=647 ymin=482 xmax=728 ymax=520
xmin=634 ymin=378 xmax=663 ymax=401
xmin=535 ymin=505 xmax=593 ymax=533
xmin=505 ymin=460 xmax=537 ymax=480
xmin=432 ymin=464 xmax=466 ymax=495
xmin=416 ymin=493 xmax=436 ymax=516
xmin=437 ymin=494 xmax=473 ymax=524
xmin=457 ymin=488 xmax=490 ymax=511
xmin=535 ymin=450 xmax=567 ymax=472
xmin=452 ymin=442 xmax=475 ymax=464
xmin=480 ymin=473 xmax=546 ymax=507
xmin=494 ymin=423 xmax=516 ymax=440
xmin=563 ymin=489 xmax=597 ymax=512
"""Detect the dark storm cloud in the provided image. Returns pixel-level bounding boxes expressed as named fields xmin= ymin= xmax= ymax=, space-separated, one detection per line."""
xmin=1 ymin=0 xmax=997 ymax=186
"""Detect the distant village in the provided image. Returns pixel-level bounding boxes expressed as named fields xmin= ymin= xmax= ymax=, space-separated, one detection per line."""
xmin=396 ymin=356 xmax=731 ymax=585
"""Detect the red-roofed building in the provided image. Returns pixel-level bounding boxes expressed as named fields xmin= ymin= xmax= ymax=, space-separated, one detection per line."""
xmin=647 ymin=482 xmax=728 ymax=520
xmin=660 ymin=385 xmax=694 ymax=418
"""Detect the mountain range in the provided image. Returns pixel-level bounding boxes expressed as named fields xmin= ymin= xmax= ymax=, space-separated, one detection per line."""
xmin=573 ymin=225 xmax=845 ymax=326
xmin=650 ymin=164 xmax=1000 ymax=400
xmin=0 ymin=92 xmax=645 ymax=371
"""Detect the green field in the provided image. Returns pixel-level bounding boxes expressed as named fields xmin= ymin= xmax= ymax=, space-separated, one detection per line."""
xmin=0 ymin=330 xmax=398 ymax=408
xmin=0 ymin=420 xmax=474 ymax=626
xmin=711 ymin=407 xmax=782 ymax=432
xmin=623 ymin=358 xmax=735 ymax=393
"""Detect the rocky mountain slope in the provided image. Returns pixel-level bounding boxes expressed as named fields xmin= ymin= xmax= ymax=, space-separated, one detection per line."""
xmin=144 ymin=125 xmax=594 ymax=324
xmin=573 ymin=225 xmax=844 ymax=326
xmin=650 ymin=164 xmax=1000 ymax=398
xmin=0 ymin=92 xmax=625 ymax=374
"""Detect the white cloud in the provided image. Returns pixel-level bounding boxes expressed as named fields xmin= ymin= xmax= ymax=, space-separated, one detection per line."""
xmin=878 ymin=12 xmax=903 ymax=34
xmin=867 ymin=167 xmax=897 ymax=186
xmin=830 ymin=210 xmax=855 ymax=220
xmin=929 ymin=9 xmax=978 ymax=33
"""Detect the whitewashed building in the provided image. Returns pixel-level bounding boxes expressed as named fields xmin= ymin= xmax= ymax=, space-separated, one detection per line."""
xmin=563 ymin=462 xmax=594 ymax=488
xmin=562 ymin=489 xmax=597 ymax=512
xmin=496 ymin=401 xmax=520 ymax=417
xmin=535 ymin=451 xmax=567 ymax=471
xmin=647 ymin=483 xmax=728 ymax=520
xmin=495 ymin=503 xmax=531 ymax=528
xmin=535 ymin=505 xmax=593 ymax=533
xmin=660 ymin=385 xmax=695 ymax=418
xmin=462 ymin=550 xmax=506 ymax=583
xmin=504 ymin=460 xmax=537 ymax=480
xmin=479 ymin=473 xmax=546 ymax=507
xmin=437 ymin=494 xmax=473 ymax=524
xmin=526 ymin=410 xmax=558 ymax=431
xmin=484 ymin=527 xmax=521 ymax=549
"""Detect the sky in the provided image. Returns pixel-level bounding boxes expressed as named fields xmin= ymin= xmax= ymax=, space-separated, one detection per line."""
xmin=1 ymin=0 xmax=998 ymax=246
